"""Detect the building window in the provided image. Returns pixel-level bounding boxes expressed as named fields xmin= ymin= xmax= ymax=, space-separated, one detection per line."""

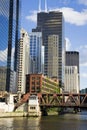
xmin=30 ymin=107 xmax=36 ymax=110
xmin=32 ymin=77 xmax=35 ymax=80
xmin=32 ymin=82 xmax=35 ymax=85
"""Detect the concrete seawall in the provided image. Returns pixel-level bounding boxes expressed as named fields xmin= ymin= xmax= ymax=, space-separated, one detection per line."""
xmin=0 ymin=112 xmax=28 ymax=118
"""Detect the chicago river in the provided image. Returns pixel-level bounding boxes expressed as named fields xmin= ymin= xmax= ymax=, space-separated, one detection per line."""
xmin=0 ymin=111 xmax=87 ymax=130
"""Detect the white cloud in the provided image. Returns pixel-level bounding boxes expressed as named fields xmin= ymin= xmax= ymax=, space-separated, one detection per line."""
xmin=0 ymin=48 xmax=14 ymax=62
xmin=76 ymin=45 xmax=87 ymax=67
xmin=81 ymin=73 xmax=87 ymax=78
xmin=0 ymin=48 xmax=7 ymax=62
xmin=80 ymin=62 xmax=87 ymax=67
xmin=78 ymin=0 xmax=87 ymax=5
xmin=65 ymin=37 xmax=71 ymax=51
xmin=26 ymin=11 xmax=37 ymax=23
xmin=26 ymin=8 xmax=87 ymax=26
xmin=79 ymin=45 xmax=87 ymax=49
xmin=59 ymin=7 xmax=87 ymax=26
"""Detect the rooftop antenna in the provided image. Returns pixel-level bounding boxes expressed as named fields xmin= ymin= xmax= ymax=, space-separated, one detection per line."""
xmin=45 ymin=0 xmax=47 ymax=12
xmin=39 ymin=0 xmax=41 ymax=12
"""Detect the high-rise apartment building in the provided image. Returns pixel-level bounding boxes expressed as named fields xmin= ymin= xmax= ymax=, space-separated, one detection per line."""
xmin=65 ymin=51 xmax=80 ymax=93
xmin=32 ymin=11 xmax=64 ymax=85
xmin=29 ymin=32 xmax=44 ymax=74
xmin=0 ymin=0 xmax=20 ymax=92
xmin=17 ymin=29 xmax=29 ymax=94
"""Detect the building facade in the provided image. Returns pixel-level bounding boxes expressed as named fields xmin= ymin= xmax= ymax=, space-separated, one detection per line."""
xmin=65 ymin=51 xmax=80 ymax=93
xmin=26 ymin=74 xmax=60 ymax=94
xmin=65 ymin=66 xmax=79 ymax=93
xmin=47 ymin=35 xmax=59 ymax=78
xmin=29 ymin=32 xmax=43 ymax=74
xmin=80 ymin=88 xmax=87 ymax=94
xmin=26 ymin=74 xmax=42 ymax=93
xmin=17 ymin=29 xmax=29 ymax=94
xmin=0 ymin=0 xmax=20 ymax=92
xmin=65 ymin=51 xmax=79 ymax=73
xmin=32 ymin=11 xmax=64 ymax=86
xmin=0 ymin=67 xmax=7 ymax=91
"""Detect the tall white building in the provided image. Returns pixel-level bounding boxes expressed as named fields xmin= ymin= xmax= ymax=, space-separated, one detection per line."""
xmin=65 ymin=66 xmax=79 ymax=93
xmin=17 ymin=29 xmax=30 ymax=94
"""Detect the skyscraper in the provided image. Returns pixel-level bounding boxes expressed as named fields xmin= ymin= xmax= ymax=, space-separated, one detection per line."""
xmin=65 ymin=51 xmax=79 ymax=73
xmin=65 ymin=66 xmax=79 ymax=93
xmin=0 ymin=0 xmax=20 ymax=92
xmin=17 ymin=29 xmax=29 ymax=94
xmin=48 ymin=35 xmax=59 ymax=78
xmin=29 ymin=32 xmax=43 ymax=74
xmin=65 ymin=51 xmax=80 ymax=93
xmin=32 ymin=11 xmax=64 ymax=85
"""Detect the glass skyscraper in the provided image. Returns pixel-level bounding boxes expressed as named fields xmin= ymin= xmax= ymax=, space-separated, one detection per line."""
xmin=29 ymin=32 xmax=43 ymax=74
xmin=0 ymin=0 xmax=20 ymax=92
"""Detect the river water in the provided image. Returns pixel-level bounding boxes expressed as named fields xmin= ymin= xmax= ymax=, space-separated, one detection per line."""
xmin=0 ymin=111 xmax=87 ymax=130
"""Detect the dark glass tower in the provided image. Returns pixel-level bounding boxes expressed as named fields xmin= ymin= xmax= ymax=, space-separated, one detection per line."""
xmin=65 ymin=51 xmax=79 ymax=73
xmin=32 ymin=11 xmax=64 ymax=85
xmin=0 ymin=0 xmax=20 ymax=92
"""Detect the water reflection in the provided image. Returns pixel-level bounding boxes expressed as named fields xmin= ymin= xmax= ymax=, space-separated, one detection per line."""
xmin=0 ymin=118 xmax=14 ymax=130
xmin=63 ymin=112 xmax=87 ymax=121
xmin=0 ymin=117 xmax=41 ymax=130
xmin=0 ymin=112 xmax=87 ymax=130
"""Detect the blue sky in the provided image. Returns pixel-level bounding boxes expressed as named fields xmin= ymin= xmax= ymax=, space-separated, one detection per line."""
xmin=21 ymin=0 xmax=87 ymax=90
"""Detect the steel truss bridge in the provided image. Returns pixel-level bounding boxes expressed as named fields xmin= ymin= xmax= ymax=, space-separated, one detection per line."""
xmin=38 ymin=93 xmax=87 ymax=108
xmin=14 ymin=93 xmax=87 ymax=110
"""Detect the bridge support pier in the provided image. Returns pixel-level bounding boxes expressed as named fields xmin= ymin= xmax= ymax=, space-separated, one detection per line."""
xmin=41 ymin=106 xmax=48 ymax=116
xmin=73 ymin=107 xmax=78 ymax=113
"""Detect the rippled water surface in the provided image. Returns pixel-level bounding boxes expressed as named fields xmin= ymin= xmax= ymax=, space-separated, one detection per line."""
xmin=0 ymin=112 xmax=87 ymax=130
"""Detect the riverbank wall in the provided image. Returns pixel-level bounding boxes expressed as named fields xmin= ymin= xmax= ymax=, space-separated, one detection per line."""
xmin=0 ymin=112 xmax=28 ymax=118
